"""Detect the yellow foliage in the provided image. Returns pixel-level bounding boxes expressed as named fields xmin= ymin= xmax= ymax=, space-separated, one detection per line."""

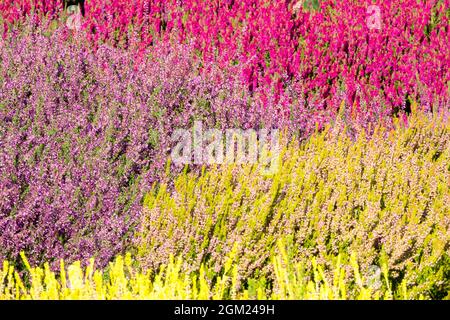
xmin=0 ymin=250 xmax=399 ymax=300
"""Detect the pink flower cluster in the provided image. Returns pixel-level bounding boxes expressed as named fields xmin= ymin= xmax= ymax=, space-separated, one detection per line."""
xmin=1 ymin=0 xmax=449 ymax=117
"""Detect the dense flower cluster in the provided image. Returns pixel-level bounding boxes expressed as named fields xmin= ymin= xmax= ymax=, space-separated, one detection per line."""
xmin=1 ymin=21 xmax=329 ymax=267
xmin=1 ymin=112 xmax=448 ymax=300
xmin=0 ymin=27 xmax=242 ymax=267
xmin=1 ymin=1 xmax=449 ymax=116
xmin=0 ymin=0 xmax=449 ymax=300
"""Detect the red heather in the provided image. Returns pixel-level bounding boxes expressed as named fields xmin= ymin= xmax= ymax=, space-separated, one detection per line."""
xmin=1 ymin=0 xmax=449 ymax=116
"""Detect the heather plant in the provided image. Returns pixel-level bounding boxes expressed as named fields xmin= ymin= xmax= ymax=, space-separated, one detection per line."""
xmin=0 ymin=249 xmax=419 ymax=300
xmin=1 ymin=1 xmax=449 ymax=301
xmin=136 ymin=109 xmax=450 ymax=299
xmin=1 ymin=18 xmax=334 ymax=269
xmin=0 ymin=22 xmax=282 ymax=269
xmin=1 ymin=0 xmax=449 ymax=116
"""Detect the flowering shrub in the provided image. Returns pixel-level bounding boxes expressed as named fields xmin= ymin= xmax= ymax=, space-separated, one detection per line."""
xmin=0 ymin=25 xmax=223 ymax=268
xmin=1 ymin=1 xmax=449 ymax=116
xmin=136 ymin=110 xmax=450 ymax=299
xmin=1 ymin=20 xmax=329 ymax=268
xmin=0 ymin=1 xmax=449 ymax=301
xmin=0 ymin=250 xmax=428 ymax=300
